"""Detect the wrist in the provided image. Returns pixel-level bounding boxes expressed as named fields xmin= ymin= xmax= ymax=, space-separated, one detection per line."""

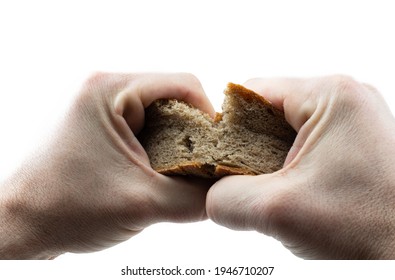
xmin=0 ymin=176 xmax=61 ymax=259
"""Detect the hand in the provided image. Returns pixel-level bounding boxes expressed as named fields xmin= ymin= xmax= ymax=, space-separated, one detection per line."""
xmin=0 ymin=72 xmax=215 ymax=259
xmin=207 ymin=75 xmax=395 ymax=259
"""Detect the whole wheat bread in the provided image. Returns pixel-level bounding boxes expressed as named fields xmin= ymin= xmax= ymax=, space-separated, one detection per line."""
xmin=138 ymin=83 xmax=296 ymax=178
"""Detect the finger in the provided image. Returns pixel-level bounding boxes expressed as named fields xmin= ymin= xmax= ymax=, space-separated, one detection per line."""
xmin=243 ymin=78 xmax=316 ymax=166
xmin=115 ymin=73 xmax=215 ymax=134
xmin=206 ymin=173 xmax=302 ymax=237
xmin=244 ymin=76 xmax=356 ymax=167
xmin=243 ymin=77 xmax=319 ymax=132
xmin=206 ymin=175 xmax=260 ymax=231
xmin=138 ymin=73 xmax=215 ymax=116
xmin=139 ymin=174 xmax=213 ymax=227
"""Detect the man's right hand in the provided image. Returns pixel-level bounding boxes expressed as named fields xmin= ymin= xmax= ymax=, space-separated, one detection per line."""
xmin=207 ymin=75 xmax=395 ymax=259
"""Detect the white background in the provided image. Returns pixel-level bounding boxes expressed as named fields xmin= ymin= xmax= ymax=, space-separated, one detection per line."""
xmin=1 ymin=0 xmax=395 ymax=278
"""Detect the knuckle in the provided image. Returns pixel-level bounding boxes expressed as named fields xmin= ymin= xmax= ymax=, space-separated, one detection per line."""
xmin=324 ymin=74 xmax=361 ymax=95
xmin=82 ymin=71 xmax=110 ymax=91
xmin=176 ymin=72 xmax=203 ymax=92
xmin=362 ymin=82 xmax=378 ymax=92
xmin=332 ymin=75 xmax=361 ymax=93
xmin=80 ymin=71 xmax=128 ymax=96
xmin=243 ymin=77 xmax=263 ymax=87
xmin=256 ymin=189 xmax=298 ymax=236
xmin=177 ymin=72 xmax=200 ymax=85
xmin=87 ymin=71 xmax=109 ymax=82
xmin=362 ymin=82 xmax=383 ymax=99
xmin=323 ymin=75 xmax=370 ymax=110
xmin=73 ymin=72 xmax=128 ymax=112
xmin=171 ymin=72 xmax=205 ymax=103
xmin=71 ymin=72 xmax=111 ymax=114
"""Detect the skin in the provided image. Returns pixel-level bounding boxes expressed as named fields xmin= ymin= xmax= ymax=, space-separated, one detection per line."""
xmin=2 ymin=73 xmax=395 ymax=259
xmin=207 ymin=75 xmax=395 ymax=259
xmin=0 ymin=72 xmax=215 ymax=259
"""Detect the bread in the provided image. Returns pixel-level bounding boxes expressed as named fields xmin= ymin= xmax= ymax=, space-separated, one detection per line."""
xmin=138 ymin=83 xmax=296 ymax=178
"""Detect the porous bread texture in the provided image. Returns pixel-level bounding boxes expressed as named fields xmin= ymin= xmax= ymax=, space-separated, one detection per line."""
xmin=138 ymin=83 xmax=296 ymax=178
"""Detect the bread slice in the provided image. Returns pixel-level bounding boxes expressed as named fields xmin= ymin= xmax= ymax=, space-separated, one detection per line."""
xmin=138 ymin=83 xmax=296 ymax=178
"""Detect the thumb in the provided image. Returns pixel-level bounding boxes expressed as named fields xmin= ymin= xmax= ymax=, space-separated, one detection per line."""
xmin=206 ymin=171 xmax=306 ymax=239
xmin=207 ymin=77 xmax=318 ymax=236
xmin=114 ymin=73 xmax=215 ymax=135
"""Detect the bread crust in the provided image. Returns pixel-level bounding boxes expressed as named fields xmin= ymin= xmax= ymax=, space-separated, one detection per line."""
xmin=225 ymin=83 xmax=284 ymax=118
xmin=158 ymin=162 xmax=255 ymax=178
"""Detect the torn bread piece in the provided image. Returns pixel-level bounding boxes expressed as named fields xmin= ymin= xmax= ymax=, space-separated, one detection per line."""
xmin=138 ymin=83 xmax=296 ymax=178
